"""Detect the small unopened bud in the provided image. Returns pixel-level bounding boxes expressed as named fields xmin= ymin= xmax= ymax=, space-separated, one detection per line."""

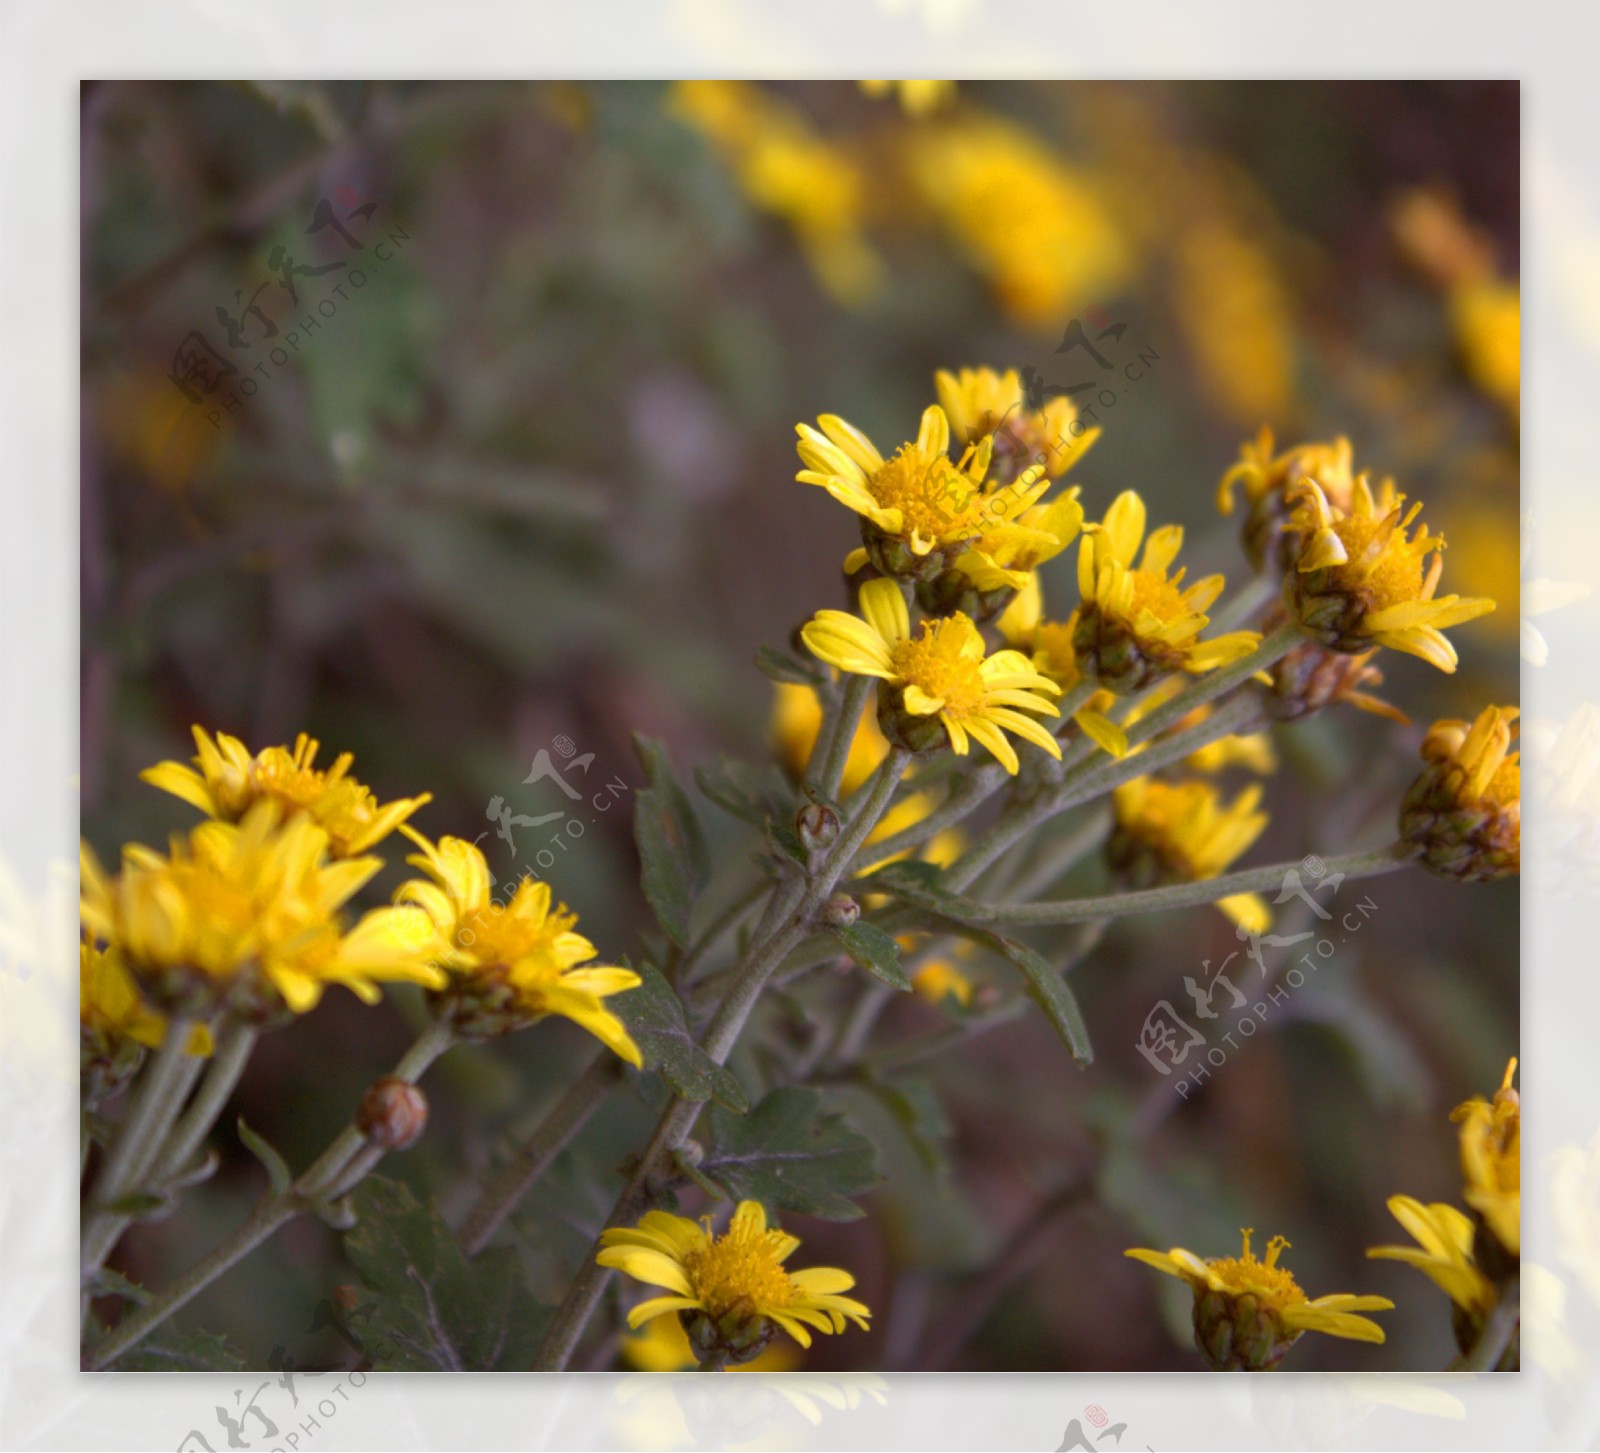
xmin=796 ymin=802 xmax=840 ymax=855
xmin=357 ymin=1077 xmax=429 ymax=1150
xmin=822 ymin=893 xmax=860 ymax=928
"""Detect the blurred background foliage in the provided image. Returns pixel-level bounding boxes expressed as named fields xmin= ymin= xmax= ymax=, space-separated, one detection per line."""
xmin=81 ymin=79 xmax=1518 ymax=1371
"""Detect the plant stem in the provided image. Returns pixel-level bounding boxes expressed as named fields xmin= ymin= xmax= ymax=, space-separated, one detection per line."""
xmin=457 ymin=1053 xmax=620 ymax=1256
xmin=531 ymin=749 xmax=910 ymax=1371
xmin=80 ymin=1020 xmax=205 ymax=1283
xmin=677 ymin=880 xmax=769 ymax=988
xmin=1002 ymin=808 xmax=1112 ymax=904
xmin=1210 ymin=571 xmax=1281 ymax=633
xmin=155 ymin=1022 xmax=258 ymax=1183
xmin=942 ymin=843 xmax=1417 ymax=927
xmin=812 ymin=673 xmax=874 ymax=802
xmin=855 ymin=763 xmax=1003 ymax=868
xmin=83 ymin=1019 xmax=456 ymax=1370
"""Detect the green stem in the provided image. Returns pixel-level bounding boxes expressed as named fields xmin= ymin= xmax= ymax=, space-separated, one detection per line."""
xmin=1210 ymin=571 xmax=1281 ymax=633
xmin=81 ymin=1020 xmax=205 ymax=1282
xmin=812 ymin=674 xmax=874 ymax=802
xmin=855 ymin=763 xmax=1003 ymax=869
xmin=83 ymin=1019 xmax=456 ymax=1370
xmin=155 ymin=1022 xmax=258 ymax=1183
xmin=1002 ymin=807 xmax=1112 ymax=903
xmin=457 ymin=1053 xmax=620 ymax=1256
xmin=940 ymin=843 xmax=1416 ymax=927
xmin=531 ymin=749 xmax=911 ymax=1371
xmin=677 ymin=879 xmax=769 ymax=989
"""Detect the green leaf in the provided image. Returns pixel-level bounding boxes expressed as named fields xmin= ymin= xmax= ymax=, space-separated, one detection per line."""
xmin=237 ymin=1115 xmax=293 ymax=1195
xmin=342 ymin=1176 xmax=551 ymax=1370
xmin=756 ymin=645 xmax=825 ymax=686
xmin=831 ymin=920 xmax=912 ymax=992
xmin=613 ymin=961 xmax=748 ymax=1113
xmin=705 ymin=1088 xmax=879 ymax=1220
xmin=632 ymin=736 xmax=709 ymax=950
xmin=694 ymin=756 xmax=793 ymax=829
xmin=863 ymin=1076 xmax=952 ymax=1186
xmin=106 ymin=1323 xmax=245 ymax=1371
xmin=987 ymin=932 xmax=1093 ymax=1067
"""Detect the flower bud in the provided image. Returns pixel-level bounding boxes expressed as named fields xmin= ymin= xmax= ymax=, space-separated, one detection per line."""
xmin=822 ymin=893 xmax=860 ymax=928
xmin=1259 ymin=627 xmax=1405 ymax=725
xmin=357 ymin=1077 xmax=429 ymax=1150
xmin=795 ymin=802 xmax=840 ymax=856
xmin=1400 ymin=706 xmax=1520 ymax=882
xmin=683 ymin=1300 xmax=777 ymax=1370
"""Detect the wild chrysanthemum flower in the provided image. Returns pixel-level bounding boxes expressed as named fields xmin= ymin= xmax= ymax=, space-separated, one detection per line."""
xmin=934 ymin=366 xmax=1101 ymax=485
xmin=1127 ymin=1229 xmax=1392 ymax=1370
xmin=396 ymin=829 xmax=642 ymax=1060
xmin=1452 ymin=1057 xmax=1520 ymax=1261
xmin=798 ymin=406 xmax=1051 ymax=581
xmin=1284 ymin=475 xmax=1495 ymax=671
xmin=858 ymin=78 xmax=955 ymax=117
xmin=1367 ymin=1196 xmax=1496 ymax=1319
xmin=997 ymin=574 xmax=1126 ymax=757
xmin=1075 ymin=491 xmax=1262 ymax=692
xmin=769 ymin=681 xmax=890 ymax=796
xmin=79 ymin=806 xmax=444 ymax=1021
xmin=1109 ymin=777 xmax=1270 ymax=932
xmin=1217 ymin=427 xmax=1357 ymax=572
xmin=141 ymin=726 xmax=430 ymax=858
xmin=801 ymin=578 xmax=1062 ymax=773
xmin=934 ymin=492 xmax=1086 ymax=618
xmin=598 ymin=1200 xmax=871 ymax=1366
xmin=670 ymin=81 xmax=882 ymax=306
xmin=1400 ymin=705 xmax=1520 ymax=881
xmin=80 ymin=941 xmax=212 ymax=1103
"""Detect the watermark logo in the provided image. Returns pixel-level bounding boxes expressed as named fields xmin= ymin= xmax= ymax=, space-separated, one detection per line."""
xmin=1134 ymin=857 xmax=1380 ymax=1096
xmin=1057 ymin=1401 xmax=1154 ymax=1451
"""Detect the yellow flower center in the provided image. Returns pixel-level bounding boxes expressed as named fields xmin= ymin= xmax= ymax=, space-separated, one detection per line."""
xmin=683 ymin=1220 xmax=797 ymax=1315
xmin=1126 ymin=568 xmax=1192 ymax=625
xmin=457 ymin=891 xmax=576 ymax=972
xmin=1205 ymin=1230 xmax=1306 ymax=1310
xmin=1327 ymin=512 xmax=1431 ymax=608
xmin=871 ymin=445 xmax=986 ymax=541
xmin=890 ymin=618 xmax=989 ymax=720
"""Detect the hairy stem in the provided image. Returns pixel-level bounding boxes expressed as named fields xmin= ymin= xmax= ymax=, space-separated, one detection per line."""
xmin=812 ymin=673 xmax=874 ymax=802
xmin=155 ymin=1022 xmax=258 ymax=1184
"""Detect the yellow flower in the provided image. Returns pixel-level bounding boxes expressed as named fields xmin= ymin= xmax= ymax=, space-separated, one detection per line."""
xmin=396 ymin=829 xmax=641 ymax=1060
xmin=79 ymin=806 xmax=444 ymax=1020
xmin=1367 ymin=1195 xmax=1496 ymax=1320
xmin=1451 ymin=280 xmax=1520 ymax=419
xmin=1400 ymin=705 xmax=1520 ymax=881
xmin=1217 ymin=427 xmax=1358 ymax=572
xmin=858 ymin=78 xmax=954 ymax=116
xmin=670 ymin=81 xmax=882 ymax=306
xmin=1127 ymin=1228 xmax=1392 ymax=1370
xmin=797 ymin=405 xmax=1052 ymax=580
xmin=997 ymin=574 xmax=1126 ymax=757
xmin=947 ymin=492 xmax=1085 ymax=601
xmin=1076 ymin=491 xmax=1262 ymax=692
xmin=141 ymin=726 xmax=430 ymax=858
xmin=801 ymin=578 xmax=1062 ymax=773
xmin=1452 ymin=1057 xmax=1520 ymax=1258
xmin=769 ymin=681 xmax=890 ymax=796
xmin=905 ymin=114 xmax=1128 ymax=328
xmin=1109 ymin=777 xmax=1270 ymax=932
xmin=934 ymin=366 xmax=1101 ymax=484
xmin=598 ymin=1200 xmax=870 ymax=1366
xmin=911 ymin=953 xmax=974 ymax=1008
xmin=80 ymin=941 xmax=211 ymax=1057
xmin=1285 ymin=474 xmax=1495 ymax=671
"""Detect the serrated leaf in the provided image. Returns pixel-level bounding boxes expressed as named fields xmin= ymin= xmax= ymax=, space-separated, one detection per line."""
xmin=614 ymin=961 xmax=748 ymax=1112
xmin=695 ymin=756 xmax=793 ymax=828
xmin=342 ymin=1176 xmax=550 ymax=1370
xmin=705 ymin=1088 xmax=879 ymax=1220
xmin=831 ymin=920 xmax=912 ymax=992
xmin=865 ymin=1076 xmax=952 ymax=1185
xmin=633 ymin=736 xmax=709 ymax=949
xmin=85 ymin=1266 xmax=151 ymax=1306
xmin=756 ymin=645 xmax=825 ymax=686
xmin=106 ymin=1322 xmax=246 ymax=1371
xmin=237 ymin=1115 xmax=292 ymax=1195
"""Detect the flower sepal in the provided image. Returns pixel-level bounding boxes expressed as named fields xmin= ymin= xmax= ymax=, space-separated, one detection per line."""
xmin=683 ymin=1301 xmax=778 ymax=1370
xmin=1193 ymin=1286 xmax=1301 ymax=1372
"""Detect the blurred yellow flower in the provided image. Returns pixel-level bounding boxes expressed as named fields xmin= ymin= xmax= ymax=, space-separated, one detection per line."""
xmin=910 ymin=953 xmax=973 ymax=1008
xmin=1128 ymin=1229 xmax=1392 ymax=1369
xmin=1285 ymin=475 xmax=1496 ymax=671
xmin=1452 ymin=1057 xmax=1520 ymax=1258
xmin=1401 ymin=705 xmax=1520 ymax=881
xmin=80 ymin=941 xmax=211 ymax=1057
xmin=1367 ymin=1195 xmax=1496 ymax=1320
xmin=598 ymin=1200 xmax=870 ymax=1364
xmin=858 ymin=78 xmax=954 ymax=116
xmin=1076 ymin=490 xmax=1262 ymax=692
xmin=769 ymin=681 xmax=890 ymax=796
xmin=671 ymin=81 xmax=882 ymax=306
xmin=80 ymin=806 xmax=444 ymax=1020
xmin=905 ymin=113 xmax=1129 ymax=328
xmin=1217 ymin=427 xmax=1357 ymax=572
xmin=802 ymin=578 xmax=1062 ymax=773
xmin=141 ymin=726 xmax=430 ymax=858
xmin=396 ymin=829 xmax=642 ymax=1061
xmin=1110 ymin=777 xmax=1270 ymax=932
